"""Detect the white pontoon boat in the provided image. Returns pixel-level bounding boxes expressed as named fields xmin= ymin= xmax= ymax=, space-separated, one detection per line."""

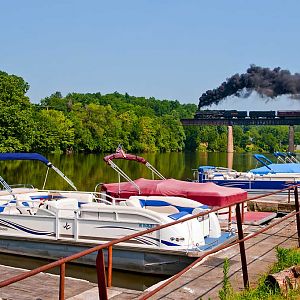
xmin=0 ymin=153 xmax=236 ymax=275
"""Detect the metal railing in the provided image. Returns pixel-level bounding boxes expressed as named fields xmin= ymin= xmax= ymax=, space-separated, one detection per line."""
xmin=0 ymin=185 xmax=299 ymax=300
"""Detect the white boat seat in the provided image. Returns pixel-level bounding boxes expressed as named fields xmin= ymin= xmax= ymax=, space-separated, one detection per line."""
xmin=0 ymin=200 xmax=22 ymax=214
xmin=125 ymin=198 xmax=178 ymax=214
xmin=80 ymin=202 xmax=107 ymax=219
xmin=45 ymin=198 xmax=79 ymax=218
xmin=16 ymin=201 xmax=33 ymax=215
xmin=167 ymin=211 xmax=190 ymax=220
xmin=126 ymin=196 xmax=210 ymax=215
xmin=80 ymin=202 xmax=103 ymax=208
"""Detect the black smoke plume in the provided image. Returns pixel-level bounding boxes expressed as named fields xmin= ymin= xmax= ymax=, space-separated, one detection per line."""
xmin=198 ymin=65 xmax=300 ymax=108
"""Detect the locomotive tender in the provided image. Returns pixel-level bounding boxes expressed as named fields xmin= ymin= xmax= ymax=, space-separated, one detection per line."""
xmin=194 ymin=110 xmax=300 ymax=119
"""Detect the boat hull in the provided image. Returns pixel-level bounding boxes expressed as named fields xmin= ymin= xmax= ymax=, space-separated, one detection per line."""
xmin=0 ymin=236 xmax=200 ymax=275
xmin=200 ymin=179 xmax=298 ymax=191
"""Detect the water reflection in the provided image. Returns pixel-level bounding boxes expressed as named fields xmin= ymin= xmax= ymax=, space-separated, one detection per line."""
xmin=0 ymin=152 xmax=275 ymax=191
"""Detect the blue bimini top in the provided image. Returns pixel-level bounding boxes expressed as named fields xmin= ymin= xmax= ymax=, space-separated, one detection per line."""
xmin=250 ymin=163 xmax=300 ymax=175
xmin=0 ymin=153 xmax=50 ymax=166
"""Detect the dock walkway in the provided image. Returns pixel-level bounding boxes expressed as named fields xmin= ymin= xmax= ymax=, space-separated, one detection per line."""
xmin=0 ymin=264 xmax=141 ymax=300
xmin=137 ymin=217 xmax=298 ymax=300
xmin=0 ymin=218 xmax=298 ymax=299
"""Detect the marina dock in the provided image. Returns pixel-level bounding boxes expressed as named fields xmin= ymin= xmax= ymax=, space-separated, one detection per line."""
xmin=0 ymin=264 xmax=142 ymax=300
xmin=1 ymin=216 xmax=297 ymax=299
xmin=138 ymin=217 xmax=298 ymax=300
xmin=248 ymin=192 xmax=297 ymax=213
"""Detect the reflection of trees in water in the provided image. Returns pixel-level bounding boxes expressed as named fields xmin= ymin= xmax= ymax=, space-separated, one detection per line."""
xmin=0 ymin=153 xmax=263 ymax=192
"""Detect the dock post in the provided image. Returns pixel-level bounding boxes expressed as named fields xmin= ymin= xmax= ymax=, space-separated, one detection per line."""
xmin=96 ymin=250 xmax=108 ymax=300
xmin=288 ymin=125 xmax=295 ymax=152
xmin=59 ymin=263 xmax=65 ymax=300
xmin=235 ymin=203 xmax=249 ymax=289
xmin=294 ymin=186 xmax=300 ymax=247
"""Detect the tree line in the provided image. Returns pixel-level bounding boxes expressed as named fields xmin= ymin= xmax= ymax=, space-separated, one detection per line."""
xmin=0 ymin=70 xmax=299 ymax=153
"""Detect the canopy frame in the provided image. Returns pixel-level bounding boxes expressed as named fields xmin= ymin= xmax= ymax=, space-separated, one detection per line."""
xmin=0 ymin=153 xmax=77 ymax=191
xmin=103 ymin=151 xmax=165 ymax=194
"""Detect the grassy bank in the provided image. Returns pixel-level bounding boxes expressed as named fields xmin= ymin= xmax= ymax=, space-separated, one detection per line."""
xmin=218 ymin=247 xmax=300 ymax=300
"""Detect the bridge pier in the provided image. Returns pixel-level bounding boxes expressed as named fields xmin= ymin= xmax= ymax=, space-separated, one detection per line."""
xmin=288 ymin=125 xmax=295 ymax=152
xmin=227 ymin=125 xmax=234 ymax=153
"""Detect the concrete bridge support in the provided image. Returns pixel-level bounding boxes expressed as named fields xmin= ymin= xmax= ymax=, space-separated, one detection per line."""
xmin=288 ymin=125 xmax=295 ymax=152
xmin=227 ymin=125 xmax=234 ymax=153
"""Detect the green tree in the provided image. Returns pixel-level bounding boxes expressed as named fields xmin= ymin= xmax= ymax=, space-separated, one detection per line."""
xmin=33 ymin=110 xmax=74 ymax=153
xmin=0 ymin=71 xmax=35 ymax=151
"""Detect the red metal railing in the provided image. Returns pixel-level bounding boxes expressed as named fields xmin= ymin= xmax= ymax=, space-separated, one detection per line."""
xmin=0 ymin=185 xmax=299 ymax=300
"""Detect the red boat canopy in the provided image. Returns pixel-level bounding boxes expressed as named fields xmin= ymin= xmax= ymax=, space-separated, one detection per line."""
xmin=102 ymin=178 xmax=247 ymax=207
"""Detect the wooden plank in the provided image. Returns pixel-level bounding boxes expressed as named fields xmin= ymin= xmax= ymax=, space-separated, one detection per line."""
xmin=0 ymin=265 xmax=96 ymax=300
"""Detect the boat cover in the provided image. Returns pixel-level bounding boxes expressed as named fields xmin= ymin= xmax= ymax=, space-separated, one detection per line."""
xmin=250 ymin=163 xmax=300 ymax=175
xmin=0 ymin=153 xmax=50 ymax=165
xmin=102 ymin=178 xmax=247 ymax=207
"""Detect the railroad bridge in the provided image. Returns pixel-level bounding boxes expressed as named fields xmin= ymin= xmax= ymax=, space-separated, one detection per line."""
xmin=181 ymin=115 xmax=300 ymax=152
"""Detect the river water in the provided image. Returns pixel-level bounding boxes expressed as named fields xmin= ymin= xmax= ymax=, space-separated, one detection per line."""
xmin=0 ymin=152 xmax=287 ymax=290
xmin=0 ymin=152 xmax=274 ymax=191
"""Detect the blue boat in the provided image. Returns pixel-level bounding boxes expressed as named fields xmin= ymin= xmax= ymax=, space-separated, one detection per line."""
xmin=249 ymin=154 xmax=300 ymax=175
xmin=197 ymin=154 xmax=300 ymax=191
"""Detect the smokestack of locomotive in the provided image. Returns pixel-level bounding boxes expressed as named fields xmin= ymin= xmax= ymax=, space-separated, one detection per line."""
xmin=198 ymin=65 xmax=300 ymax=108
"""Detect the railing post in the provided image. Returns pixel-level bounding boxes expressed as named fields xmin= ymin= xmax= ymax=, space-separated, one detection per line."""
xmin=59 ymin=263 xmax=65 ymax=300
xmin=96 ymin=249 xmax=108 ymax=300
xmin=294 ymin=186 xmax=300 ymax=247
xmin=228 ymin=206 xmax=232 ymax=230
xmin=235 ymin=203 xmax=249 ymax=289
xmin=107 ymin=246 xmax=113 ymax=287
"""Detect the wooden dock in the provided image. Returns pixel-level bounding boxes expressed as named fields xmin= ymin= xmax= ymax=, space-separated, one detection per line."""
xmin=0 ymin=193 xmax=298 ymax=299
xmin=136 ymin=217 xmax=298 ymax=300
xmin=248 ymin=192 xmax=296 ymax=213
xmin=0 ymin=264 xmax=142 ymax=300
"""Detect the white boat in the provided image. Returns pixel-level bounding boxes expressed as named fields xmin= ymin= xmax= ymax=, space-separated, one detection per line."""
xmin=0 ymin=153 xmax=235 ymax=275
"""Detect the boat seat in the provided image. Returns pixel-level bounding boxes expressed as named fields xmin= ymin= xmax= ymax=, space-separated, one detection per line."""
xmin=126 ymin=198 xmax=178 ymax=214
xmin=80 ymin=202 xmax=108 ymax=219
xmin=80 ymin=202 xmax=107 ymax=209
xmin=127 ymin=196 xmax=210 ymax=215
xmin=15 ymin=194 xmax=35 ymax=215
xmin=168 ymin=211 xmax=190 ymax=220
xmin=45 ymin=198 xmax=79 ymax=218
xmin=0 ymin=200 xmax=21 ymax=214
xmin=58 ymin=192 xmax=95 ymax=202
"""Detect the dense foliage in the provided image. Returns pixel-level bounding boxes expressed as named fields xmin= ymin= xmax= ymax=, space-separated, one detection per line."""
xmin=0 ymin=70 xmax=299 ymax=153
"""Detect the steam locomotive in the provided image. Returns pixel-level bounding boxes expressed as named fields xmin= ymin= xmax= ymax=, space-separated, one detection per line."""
xmin=194 ymin=110 xmax=300 ymax=119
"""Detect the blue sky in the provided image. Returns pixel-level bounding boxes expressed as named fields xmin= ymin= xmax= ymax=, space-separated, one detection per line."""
xmin=1 ymin=1 xmax=300 ymax=110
